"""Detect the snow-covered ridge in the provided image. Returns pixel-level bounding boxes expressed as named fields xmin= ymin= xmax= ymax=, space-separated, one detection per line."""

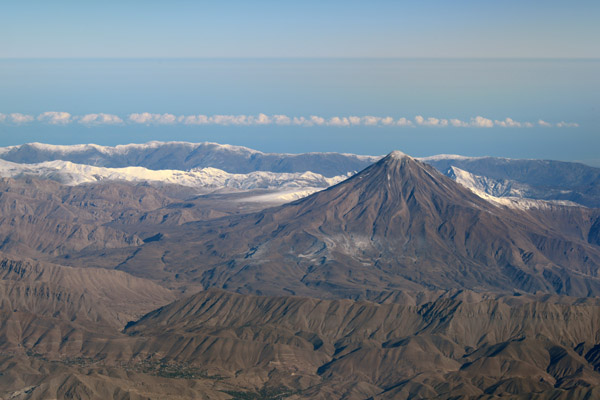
xmin=0 ymin=159 xmax=349 ymax=190
xmin=481 ymin=193 xmax=580 ymax=211
xmin=4 ymin=141 xmax=381 ymax=161
xmin=22 ymin=141 xmax=259 ymax=156
xmin=451 ymin=166 xmax=580 ymax=210
xmin=0 ymin=141 xmax=380 ymax=177
xmin=417 ymin=154 xmax=488 ymax=162
xmin=448 ymin=166 xmax=527 ymax=198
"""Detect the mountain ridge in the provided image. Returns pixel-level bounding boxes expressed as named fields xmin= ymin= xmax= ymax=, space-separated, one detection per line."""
xmin=426 ymin=154 xmax=600 ymax=207
xmin=0 ymin=158 xmax=346 ymax=191
xmin=105 ymin=151 xmax=600 ymax=298
xmin=0 ymin=146 xmax=599 ymax=398
xmin=0 ymin=141 xmax=380 ymax=177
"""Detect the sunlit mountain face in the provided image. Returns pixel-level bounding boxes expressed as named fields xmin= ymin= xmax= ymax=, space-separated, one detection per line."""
xmin=2 ymin=1 xmax=599 ymax=398
xmin=0 ymin=144 xmax=600 ymax=398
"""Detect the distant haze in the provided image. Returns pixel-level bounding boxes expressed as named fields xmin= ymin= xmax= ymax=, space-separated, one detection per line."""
xmin=2 ymin=2 xmax=598 ymax=164
xmin=0 ymin=58 xmax=598 ymax=165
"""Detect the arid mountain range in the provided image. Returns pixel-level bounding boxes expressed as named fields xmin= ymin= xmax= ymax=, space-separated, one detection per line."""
xmin=0 ymin=143 xmax=599 ymax=399
xmin=48 ymin=151 xmax=600 ymax=298
xmin=3 ymin=141 xmax=599 ymax=207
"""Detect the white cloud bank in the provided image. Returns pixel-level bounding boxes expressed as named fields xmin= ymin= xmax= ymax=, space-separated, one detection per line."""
xmin=0 ymin=112 xmax=579 ymax=128
xmin=0 ymin=113 xmax=35 ymax=124
xmin=78 ymin=113 xmax=123 ymax=125
xmin=448 ymin=116 xmax=494 ymax=128
xmin=37 ymin=111 xmax=72 ymax=125
xmin=556 ymin=121 xmax=579 ymax=128
xmin=128 ymin=112 xmax=178 ymax=125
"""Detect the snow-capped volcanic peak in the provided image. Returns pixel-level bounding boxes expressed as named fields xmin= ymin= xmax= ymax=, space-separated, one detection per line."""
xmin=387 ymin=150 xmax=409 ymax=160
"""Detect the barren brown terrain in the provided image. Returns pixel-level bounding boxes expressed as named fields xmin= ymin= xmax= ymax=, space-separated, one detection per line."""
xmin=0 ymin=151 xmax=599 ymax=399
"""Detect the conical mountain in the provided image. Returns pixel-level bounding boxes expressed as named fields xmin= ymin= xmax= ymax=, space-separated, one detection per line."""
xmin=120 ymin=151 xmax=600 ymax=298
xmin=270 ymin=150 xmax=495 ymax=238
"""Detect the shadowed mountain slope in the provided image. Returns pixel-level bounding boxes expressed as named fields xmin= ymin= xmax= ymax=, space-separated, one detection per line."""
xmin=120 ymin=289 xmax=600 ymax=399
xmin=5 ymin=288 xmax=600 ymax=399
xmin=0 ymin=254 xmax=176 ymax=328
xmin=0 ymin=177 xmax=178 ymax=257
xmin=114 ymin=151 xmax=600 ymax=298
xmin=0 ymin=175 xmax=352 ymax=261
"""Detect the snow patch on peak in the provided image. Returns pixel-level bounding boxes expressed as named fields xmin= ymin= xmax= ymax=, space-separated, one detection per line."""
xmin=203 ymin=142 xmax=263 ymax=155
xmin=387 ymin=150 xmax=409 ymax=160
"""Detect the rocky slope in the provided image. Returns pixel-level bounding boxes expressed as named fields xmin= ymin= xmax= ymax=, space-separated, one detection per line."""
xmin=0 ymin=254 xmax=176 ymax=328
xmin=0 ymin=147 xmax=599 ymax=398
xmin=123 ymin=289 xmax=600 ymax=399
xmin=2 ymin=287 xmax=600 ymax=399
xmin=0 ymin=176 xmax=298 ymax=259
xmin=105 ymin=151 xmax=600 ymax=298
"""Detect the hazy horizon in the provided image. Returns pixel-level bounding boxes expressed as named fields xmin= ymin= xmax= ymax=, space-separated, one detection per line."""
xmin=1 ymin=58 xmax=598 ymax=166
xmin=2 ymin=1 xmax=599 ymax=165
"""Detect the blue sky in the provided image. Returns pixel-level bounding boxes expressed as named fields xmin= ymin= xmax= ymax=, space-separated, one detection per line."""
xmin=2 ymin=1 xmax=599 ymax=59
xmin=0 ymin=1 xmax=599 ymax=164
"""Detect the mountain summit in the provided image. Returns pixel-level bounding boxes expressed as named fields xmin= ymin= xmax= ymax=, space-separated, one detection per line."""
xmin=387 ymin=149 xmax=408 ymax=159
xmin=114 ymin=151 xmax=600 ymax=298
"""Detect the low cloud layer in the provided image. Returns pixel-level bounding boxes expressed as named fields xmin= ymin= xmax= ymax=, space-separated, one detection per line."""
xmin=79 ymin=113 xmax=123 ymax=125
xmin=0 ymin=113 xmax=35 ymax=124
xmin=0 ymin=112 xmax=579 ymax=129
xmin=37 ymin=111 xmax=72 ymax=125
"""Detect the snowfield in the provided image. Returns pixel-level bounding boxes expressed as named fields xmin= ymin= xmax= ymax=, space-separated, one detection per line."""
xmin=0 ymin=158 xmax=349 ymax=190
